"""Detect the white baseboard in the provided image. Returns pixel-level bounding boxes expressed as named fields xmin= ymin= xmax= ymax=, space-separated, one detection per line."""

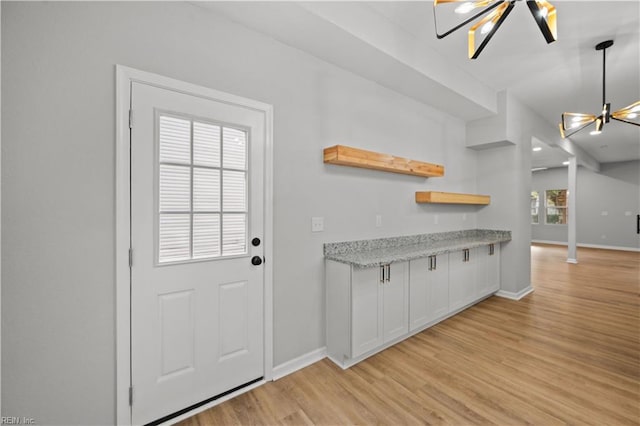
xmin=578 ymin=243 xmax=640 ymax=252
xmin=532 ymin=240 xmax=640 ymax=252
xmin=272 ymin=347 xmax=327 ymax=380
xmin=495 ymin=286 xmax=534 ymax=301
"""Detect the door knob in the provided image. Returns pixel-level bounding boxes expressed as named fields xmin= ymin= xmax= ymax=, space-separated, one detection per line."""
xmin=251 ymin=256 xmax=263 ymax=266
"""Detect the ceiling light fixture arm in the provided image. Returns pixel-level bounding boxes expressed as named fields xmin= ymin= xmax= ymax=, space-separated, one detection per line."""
xmin=611 ymin=117 xmax=640 ymax=127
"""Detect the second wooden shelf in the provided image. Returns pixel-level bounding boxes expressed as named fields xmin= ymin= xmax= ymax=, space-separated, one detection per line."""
xmin=415 ymin=191 xmax=490 ymax=205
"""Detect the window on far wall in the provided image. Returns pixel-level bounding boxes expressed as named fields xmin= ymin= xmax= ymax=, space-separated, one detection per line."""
xmin=545 ymin=189 xmax=568 ymax=225
xmin=531 ymin=191 xmax=539 ymax=224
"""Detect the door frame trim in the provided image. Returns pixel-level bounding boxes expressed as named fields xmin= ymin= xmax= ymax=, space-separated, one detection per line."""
xmin=115 ymin=65 xmax=274 ymax=425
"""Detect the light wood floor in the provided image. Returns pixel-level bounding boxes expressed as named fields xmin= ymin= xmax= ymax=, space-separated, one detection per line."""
xmin=179 ymin=244 xmax=640 ymax=425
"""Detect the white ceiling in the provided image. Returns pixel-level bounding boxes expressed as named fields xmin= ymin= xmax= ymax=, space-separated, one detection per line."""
xmin=367 ymin=0 xmax=640 ymax=166
xmin=201 ymin=1 xmax=640 ymax=168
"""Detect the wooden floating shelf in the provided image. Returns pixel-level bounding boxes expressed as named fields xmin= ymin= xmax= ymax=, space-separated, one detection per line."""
xmin=415 ymin=191 xmax=490 ymax=205
xmin=323 ymin=145 xmax=444 ymax=178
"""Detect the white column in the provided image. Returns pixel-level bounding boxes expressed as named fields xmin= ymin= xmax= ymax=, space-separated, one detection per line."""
xmin=567 ymin=157 xmax=578 ymax=264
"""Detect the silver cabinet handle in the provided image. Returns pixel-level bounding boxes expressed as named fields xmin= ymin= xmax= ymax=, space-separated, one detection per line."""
xmin=428 ymin=255 xmax=438 ymax=271
xmin=380 ymin=265 xmax=385 ymax=283
xmin=463 ymin=248 xmax=470 ymax=262
xmin=386 ymin=264 xmax=391 ymax=282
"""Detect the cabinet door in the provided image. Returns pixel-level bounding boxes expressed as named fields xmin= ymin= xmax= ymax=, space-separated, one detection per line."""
xmin=477 ymin=244 xmax=501 ymax=297
xmin=409 ymin=257 xmax=430 ymax=331
xmin=409 ymin=255 xmax=449 ymax=331
xmin=428 ymin=254 xmax=449 ymax=321
xmin=382 ymin=262 xmax=408 ymax=343
xmin=487 ymin=244 xmax=500 ymax=292
xmin=449 ymin=248 xmax=476 ymax=312
xmin=351 ymin=266 xmax=383 ymax=357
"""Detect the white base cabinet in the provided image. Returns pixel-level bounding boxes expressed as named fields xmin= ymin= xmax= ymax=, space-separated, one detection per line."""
xmin=449 ymin=244 xmax=501 ymax=313
xmin=327 ymin=261 xmax=408 ymax=365
xmin=327 ymin=244 xmax=501 ymax=369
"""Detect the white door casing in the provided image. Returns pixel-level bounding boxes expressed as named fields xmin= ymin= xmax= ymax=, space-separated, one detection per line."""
xmin=115 ymin=66 xmax=273 ymax=425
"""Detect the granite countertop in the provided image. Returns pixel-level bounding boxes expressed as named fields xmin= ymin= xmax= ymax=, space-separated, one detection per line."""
xmin=324 ymin=229 xmax=511 ymax=268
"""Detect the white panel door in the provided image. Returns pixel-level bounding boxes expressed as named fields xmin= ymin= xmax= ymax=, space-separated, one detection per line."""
xmin=449 ymin=248 xmax=477 ymax=312
xmin=409 ymin=258 xmax=431 ymax=330
xmin=382 ymin=262 xmax=408 ymax=343
xmin=130 ymin=82 xmax=265 ymax=425
xmin=351 ymin=266 xmax=383 ymax=358
xmin=409 ymin=255 xmax=448 ymax=331
xmin=428 ymin=254 xmax=450 ymax=321
xmin=477 ymin=244 xmax=501 ymax=297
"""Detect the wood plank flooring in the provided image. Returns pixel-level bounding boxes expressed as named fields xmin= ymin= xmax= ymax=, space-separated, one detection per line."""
xmin=179 ymin=244 xmax=640 ymax=425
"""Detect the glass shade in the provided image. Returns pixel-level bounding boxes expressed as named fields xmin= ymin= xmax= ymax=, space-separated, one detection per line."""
xmin=559 ymin=112 xmax=597 ymax=138
xmin=467 ymin=1 xmax=515 ymax=59
xmin=526 ymin=0 xmax=557 ymax=43
xmin=612 ymin=101 xmax=640 ymax=126
xmin=433 ymin=0 xmax=503 ymax=40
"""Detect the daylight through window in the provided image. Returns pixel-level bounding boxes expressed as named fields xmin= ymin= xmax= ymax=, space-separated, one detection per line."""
xmin=157 ymin=114 xmax=248 ymax=263
xmin=545 ymin=189 xmax=568 ymax=225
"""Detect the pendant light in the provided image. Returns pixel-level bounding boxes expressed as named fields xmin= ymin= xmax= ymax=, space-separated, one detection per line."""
xmin=559 ymin=40 xmax=640 ymax=139
xmin=433 ymin=0 xmax=557 ymax=59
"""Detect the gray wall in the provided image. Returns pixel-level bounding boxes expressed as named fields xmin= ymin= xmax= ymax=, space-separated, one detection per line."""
xmin=474 ymin=92 xmax=539 ymax=296
xmin=532 ymin=161 xmax=640 ymax=249
xmin=0 ymin=2 xmax=516 ymax=424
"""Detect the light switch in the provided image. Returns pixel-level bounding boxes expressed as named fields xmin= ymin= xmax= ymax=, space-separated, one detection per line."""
xmin=311 ymin=217 xmax=324 ymax=232
xmin=462 ymin=213 xmax=467 ymax=221
xmin=434 ymin=214 xmax=439 ymax=225
xmin=376 ymin=215 xmax=382 ymax=227
xmin=625 ymin=211 xmax=632 ymax=216
xmin=601 ymin=211 xmax=608 ymax=216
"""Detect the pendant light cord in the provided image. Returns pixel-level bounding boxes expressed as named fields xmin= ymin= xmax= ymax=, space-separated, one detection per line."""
xmin=602 ymin=46 xmax=606 ymax=106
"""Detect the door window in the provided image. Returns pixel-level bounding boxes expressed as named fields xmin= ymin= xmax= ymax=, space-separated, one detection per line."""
xmin=157 ymin=114 xmax=248 ymax=263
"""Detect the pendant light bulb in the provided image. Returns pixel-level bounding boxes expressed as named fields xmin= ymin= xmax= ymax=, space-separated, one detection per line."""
xmin=539 ymin=6 xmax=548 ymax=18
xmin=455 ymin=2 xmax=475 ymax=14
xmin=481 ymin=21 xmax=494 ymax=35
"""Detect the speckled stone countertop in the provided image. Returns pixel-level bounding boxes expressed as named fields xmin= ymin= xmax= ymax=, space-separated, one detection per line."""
xmin=324 ymin=229 xmax=511 ymax=268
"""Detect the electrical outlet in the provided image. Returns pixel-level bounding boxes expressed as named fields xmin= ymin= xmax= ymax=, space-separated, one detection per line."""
xmin=462 ymin=213 xmax=467 ymax=221
xmin=434 ymin=214 xmax=439 ymax=225
xmin=375 ymin=215 xmax=382 ymax=227
xmin=311 ymin=217 xmax=324 ymax=232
